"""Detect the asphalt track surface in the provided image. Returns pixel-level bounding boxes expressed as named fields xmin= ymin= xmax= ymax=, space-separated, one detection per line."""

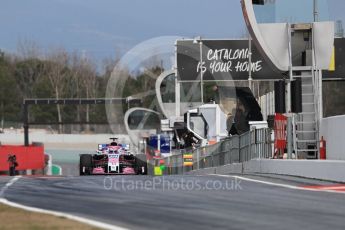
xmin=1 ymin=174 xmax=345 ymax=230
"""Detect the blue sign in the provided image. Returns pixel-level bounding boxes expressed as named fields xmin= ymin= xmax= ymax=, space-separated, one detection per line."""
xmin=148 ymin=135 xmax=171 ymax=154
xmin=160 ymin=135 xmax=171 ymax=154
xmin=149 ymin=135 xmax=158 ymax=150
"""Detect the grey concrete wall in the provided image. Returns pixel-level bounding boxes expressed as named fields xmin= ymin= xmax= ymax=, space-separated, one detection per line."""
xmin=188 ymin=159 xmax=345 ymax=182
xmin=321 ymin=115 xmax=345 ymax=160
xmin=215 ymin=163 xmax=243 ymax=174
xmin=187 ymin=167 xmax=216 ymax=175
xmin=244 ymin=159 xmax=345 ymax=182
xmin=0 ymin=130 xmax=129 ymax=150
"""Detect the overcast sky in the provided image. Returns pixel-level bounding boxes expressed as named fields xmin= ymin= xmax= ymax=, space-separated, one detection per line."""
xmin=0 ymin=0 xmax=344 ymax=67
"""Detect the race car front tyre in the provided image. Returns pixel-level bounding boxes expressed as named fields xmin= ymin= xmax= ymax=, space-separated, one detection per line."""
xmin=80 ymin=154 xmax=93 ymax=176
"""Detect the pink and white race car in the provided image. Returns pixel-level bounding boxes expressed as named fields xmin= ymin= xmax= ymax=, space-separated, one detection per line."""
xmin=79 ymin=138 xmax=147 ymax=175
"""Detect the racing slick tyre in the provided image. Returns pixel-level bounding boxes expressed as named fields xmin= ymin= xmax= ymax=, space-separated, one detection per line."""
xmin=80 ymin=154 xmax=93 ymax=176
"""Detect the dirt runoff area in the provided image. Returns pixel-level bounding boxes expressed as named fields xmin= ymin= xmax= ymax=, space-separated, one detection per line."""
xmin=0 ymin=203 xmax=100 ymax=230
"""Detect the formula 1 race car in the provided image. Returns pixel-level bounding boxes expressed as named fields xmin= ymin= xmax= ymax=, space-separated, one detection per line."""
xmin=79 ymin=138 xmax=147 ymax=176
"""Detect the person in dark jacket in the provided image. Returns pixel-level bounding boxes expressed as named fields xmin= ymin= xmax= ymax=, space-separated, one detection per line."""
xmin=228 ymin=100 xmax=250 ymax=135
xmin=7 ymin=154 xmax=18 ymax=176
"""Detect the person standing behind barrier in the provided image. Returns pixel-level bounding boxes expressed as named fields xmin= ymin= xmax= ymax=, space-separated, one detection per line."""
xmin=234 ymin=100 xmax=249 ymax=135
xmin=227 ymin=109 xmax=237 ymax=136
xmin=7 ymin=154 xmax=18 ymax=176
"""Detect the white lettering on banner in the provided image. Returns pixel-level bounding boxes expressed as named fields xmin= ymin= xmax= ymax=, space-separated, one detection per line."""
xmin=196 ymin=61 xmax=207 ymax=73
xmin=209 ymin=61 xmax=233 ymax=74
xmin=207 ymin=49 xmax=249 ymax=61
xmin=197 ymin=48 xmax=263 ymax=75
xmin=235 ymin=60 xmax=263 ymax=72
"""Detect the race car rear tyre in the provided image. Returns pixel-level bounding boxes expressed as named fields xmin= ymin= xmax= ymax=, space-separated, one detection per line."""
xmin=80 ymin=154 xmax=93 ymax=176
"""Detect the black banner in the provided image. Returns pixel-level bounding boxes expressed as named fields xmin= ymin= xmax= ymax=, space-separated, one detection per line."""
xmin=177 ymin=38 xmax=345 ymax=81
xmin=176 ymin=39 xmax=285 ymax=81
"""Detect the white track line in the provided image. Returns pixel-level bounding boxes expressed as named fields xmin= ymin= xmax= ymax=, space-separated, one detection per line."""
xmin=0 ymin=176 xmax=21 ymax=197
xmin=213 ymin=174 xmax=345 ymax=195
xmin=0 ymin=176 xmax=129 ymax=230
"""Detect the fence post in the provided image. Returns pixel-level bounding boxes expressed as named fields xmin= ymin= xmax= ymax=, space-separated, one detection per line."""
xmin=196 ymin=148 xmax=200 ymax=170
xmin=181 ymin=152 xmax=184 ymax=175
xmin=235 ymin=136 xmax=239 ymax=163
xmin=258 ymin=129 xmax=261 ymax=159
xmin=228 ymin=140 xmax=230 ymax=164
xmin=239 ymin=135 xmax=242 ymax=163
xmin=247 ymin=133 xmax=250 ymax=161
xmin=287 ymin=116 xmax=293 ymax=159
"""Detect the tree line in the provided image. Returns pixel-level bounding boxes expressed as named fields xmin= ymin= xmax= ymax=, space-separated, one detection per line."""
xmin=0 ymin=42 xmax=167 ymax=134
xmin=0 ymin=43 xmax=120 ymax=133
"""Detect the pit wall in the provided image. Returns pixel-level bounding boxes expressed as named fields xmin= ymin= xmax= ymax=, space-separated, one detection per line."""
xmin=321 ymin=115 xmax=345 ymax=160
xmin=0 ymin=130 xmax=129 ymax=149
xmin=187 ymin=159 xmax=345 ymax=183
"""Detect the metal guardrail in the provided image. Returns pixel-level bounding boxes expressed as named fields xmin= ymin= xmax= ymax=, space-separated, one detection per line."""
xmin=151 ymin=128 xmax=272 ymax=175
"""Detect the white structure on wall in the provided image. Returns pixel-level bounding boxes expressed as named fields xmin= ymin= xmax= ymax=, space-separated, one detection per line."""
xmin=259 ymin=91 xmax=275 ymax=120
xmin=241 ymin=0 xmax=334 ymax=159
xmin=320 ymin=115 xmax=345 ymax=160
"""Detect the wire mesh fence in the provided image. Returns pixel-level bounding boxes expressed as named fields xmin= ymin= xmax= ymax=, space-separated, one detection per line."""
xmin=150 ymin=128 xmax=272 ymax=175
